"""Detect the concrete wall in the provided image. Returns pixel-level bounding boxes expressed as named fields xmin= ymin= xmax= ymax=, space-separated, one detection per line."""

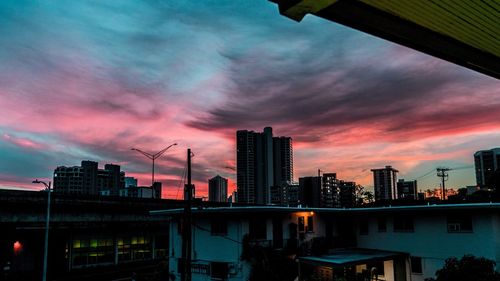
xmin=355 ymin=213 xmax=498 ymax=281
xmin=170 ymin=218 xmax=251 ymax=281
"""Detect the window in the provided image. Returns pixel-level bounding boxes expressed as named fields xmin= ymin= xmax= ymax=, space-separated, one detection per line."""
xmin=249 ymin=219 xmax=267 ymax=240
xmin=394 ymin=217 xmax=414 ymax=232
xmin=447 ymin=216 xmax=473 ymax=233
xmin=378 ymin=218 xmax=387 ymax=232
xmin=411 ymin=256 xmax=423 ymax=274
xmin=306 ymin=216 xmax=314 ymax=232
xmin=211 ymin=262 xmax=229 ymax=279
xmin=367 ymin=261 xmax=385 ymax=276
xmin=359 ymin=220 xmax=369 ymax=235
xmin=72 ymin=237 xmax=114 ymax=267
xmin=211 ymin=219 xmax=228 ymax=236
xmin=298 ymin=216 xmax=305 ymax=232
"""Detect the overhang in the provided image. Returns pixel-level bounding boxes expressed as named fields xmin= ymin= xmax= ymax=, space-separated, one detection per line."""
xmin=270 ymin=0 xmax=500 ymax=79
xmin=298 ymin=248 xmax=408 ymax=267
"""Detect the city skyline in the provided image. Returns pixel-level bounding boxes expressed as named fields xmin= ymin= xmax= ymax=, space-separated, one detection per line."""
xmin=1 ymin=1 xmax=500 ymax=198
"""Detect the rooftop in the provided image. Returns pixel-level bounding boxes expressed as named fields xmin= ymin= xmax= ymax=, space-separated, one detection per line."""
xmin=150 ymin=202 xmax=500 ymax=216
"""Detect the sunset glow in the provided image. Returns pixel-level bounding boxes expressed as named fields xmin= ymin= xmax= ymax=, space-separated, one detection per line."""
xmin=1 ymin=1 xmax=499 ymax=198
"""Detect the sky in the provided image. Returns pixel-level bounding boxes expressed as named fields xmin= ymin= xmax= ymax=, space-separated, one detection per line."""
xmin=1 ymin=0 xmax=499 ymax=198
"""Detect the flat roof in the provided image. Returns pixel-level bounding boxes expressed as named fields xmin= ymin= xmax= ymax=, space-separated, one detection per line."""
xmin=150 ymin=202 xmax=500 ymax=216
xmin=270 ymin=0 xmax=500 ymax=78
xmin=299 ymin=248 xmax=407 ymax=267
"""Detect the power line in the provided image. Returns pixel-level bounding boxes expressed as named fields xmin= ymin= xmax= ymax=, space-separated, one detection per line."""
xmin=192 ymin=222 xmax=242 ymax=245
xmin=176 ymin=163 xmax=187 ymax=200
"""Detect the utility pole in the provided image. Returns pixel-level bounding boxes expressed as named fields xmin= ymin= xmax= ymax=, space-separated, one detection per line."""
xmin=181 ymin=149 xmax=193 ymax=281
xmin=436 ymin=168 xmax=450 ymax=200
xmin=131 ymin=143 xmax=177 ymax=198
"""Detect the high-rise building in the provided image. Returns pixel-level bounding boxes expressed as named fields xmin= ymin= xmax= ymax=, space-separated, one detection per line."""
xmin=236 ymin=127 xmax=293 ymax=204
xmin=339 ymin=181 xmax=356 ymax=208
xmin=299 ymin=176 xmax=322 ymax=207
xmin=371 ymin=166 xmax=398 ymax=201
xmin=300 ymin=174 xmax=356 ymax=208
xmin=397 ymin=179 xmax=417 ymax=200
xmin=54 ymin=161 xmax=124 ymax=196
xmin=474 ymin=148 xmax=500 ymax=188
xmin=322 ymin=173 xmax=340 ymax=208
xmin=273 ymin=136 xmax=293 ymax=187
xmin=208 ymin=175 xmax=228 ymax=202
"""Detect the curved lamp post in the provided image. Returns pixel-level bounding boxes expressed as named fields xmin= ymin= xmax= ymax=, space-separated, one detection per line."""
xmin=32 ymin=179 xmax=51 ymax=281
xmin=131 ymin=143 xmax=177 ymax=198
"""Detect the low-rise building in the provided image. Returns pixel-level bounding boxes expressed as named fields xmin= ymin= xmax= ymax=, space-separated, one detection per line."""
xmin=153 ymin=203 xmax=500 ymax=281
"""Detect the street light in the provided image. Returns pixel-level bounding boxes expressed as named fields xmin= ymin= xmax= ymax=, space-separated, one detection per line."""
xmin=131 ymin=143 xmax=177 ymax=197
xmin=32 ymin=179 xmax=51 ymax=281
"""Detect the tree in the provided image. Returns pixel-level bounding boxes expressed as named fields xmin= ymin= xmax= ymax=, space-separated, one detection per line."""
xmin=427 ymin=255 xmax=500 ymax=281
xmin=362 ymin=191 xmax=374 ymax=204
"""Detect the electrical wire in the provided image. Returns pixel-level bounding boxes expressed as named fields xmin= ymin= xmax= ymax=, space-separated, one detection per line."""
xmin=192 ymin=222 xmax=243 ymax=245
xmin=176 ymin=163 xmax=187 ymax=200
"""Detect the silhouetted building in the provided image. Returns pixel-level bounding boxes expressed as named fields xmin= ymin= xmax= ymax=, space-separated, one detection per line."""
xmin=152 ymin=182 xmax=162 ymax=199
xmin=98 ymin=164 xmax=124 ymax=195
xmin=397 ymin=179 xmax=417 ymax=200
xmin=119 ymin=186 xmax=153 ymax=198
xmin=273 ymin=136 xmax=293 ymax=187
xmin=54 ymin=161 xmax=124 ymax=196
xmin=228 ymin=190 xmax=238 ymax=203
xmin=236 ymin=127 xmax=293 ymax=204
xmin=124 ymin=177 xmax=138 ymax=188
xmin=372 ymin=166 xmax=398 ymax=201
xmin=270 ymin=182 xmax=299 ymax=205
xmin=474 ymin=148 xmax=500 ymax=188
xmin=339 ymin=181 xmax=356 ymax=208
xmin=299 ymin=176 xmax=322 ymax=207
xmin=208 ymin=175 xmax=228 ymax=202
xmin=417 ymin=192 xmax=425 ymax=201
xmin=284 ymin=182 xmax=299 ymax=206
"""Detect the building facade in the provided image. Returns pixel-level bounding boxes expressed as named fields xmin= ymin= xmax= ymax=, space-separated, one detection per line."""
xmin=474 ymin=148 xmax=500 ymax=188
xmin=322 ymin=173 xmax=340 ymax=208
xmin=299 ymin=175 xmax=356 ymax=208
xmin=124 ymin=177 xmax=138 ymax=188
xmin=208 ymin=175 xmax=228 ymax=202
xmin=397 ymin=179 xmax=418 ymax=200
xmin=236 ymin=127 xmax=293 ymax=204
xmin=372 ymin=166 xmax=399 ymax=201
xmin=158 ymin=204 xmax=500 ymax=281
xmin=339 ymin=181 xmax=356 ymax=208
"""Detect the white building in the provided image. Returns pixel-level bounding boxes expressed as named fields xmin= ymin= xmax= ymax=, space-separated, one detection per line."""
xmin=152 ymin=203 xmax=500 ymax=281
